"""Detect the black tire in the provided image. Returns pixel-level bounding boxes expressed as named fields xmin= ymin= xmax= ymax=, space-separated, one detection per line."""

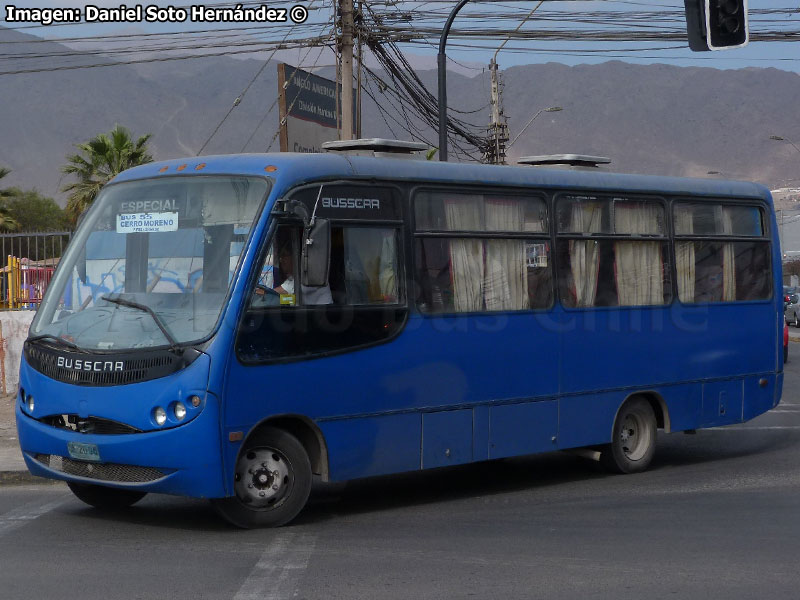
xmin=211 ymin=427 xmax=312 ymax=528
xmin=601 ymin=398 xmax=657 ymax=474
xmin=67 ymin=481 xmax=147 ymax=509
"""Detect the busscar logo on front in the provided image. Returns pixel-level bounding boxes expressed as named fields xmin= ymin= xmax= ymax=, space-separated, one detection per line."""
xmin=57 ymin=356 xmax=124 ymax=372
xmin=322 ymin=197 xmax=380 ymax=209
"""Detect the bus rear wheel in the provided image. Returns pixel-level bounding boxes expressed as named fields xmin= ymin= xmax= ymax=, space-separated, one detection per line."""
xmin=211 ymin=427 xmax=312 ymax=528
xmin=67 ymin=481 xmax=147 ymax=509
xmin=601 ymin=398 xmax=656 ymax=474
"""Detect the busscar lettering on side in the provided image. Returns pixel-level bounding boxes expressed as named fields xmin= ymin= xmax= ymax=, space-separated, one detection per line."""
xmin=321 ymin=197 xmax=381 ymax=210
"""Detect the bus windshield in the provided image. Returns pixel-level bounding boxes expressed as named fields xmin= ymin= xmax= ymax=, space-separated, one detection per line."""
xmin=30 ymin=176 xmax=269 ymax=351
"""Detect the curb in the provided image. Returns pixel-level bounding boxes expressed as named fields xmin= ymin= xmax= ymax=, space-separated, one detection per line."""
xmin=0 ymin=470 xmax=60 ymax=486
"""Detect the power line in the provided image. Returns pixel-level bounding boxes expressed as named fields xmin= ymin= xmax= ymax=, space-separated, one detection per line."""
xmin=197 ymin=0 xmax=324 ymax=155
xmin=0 ymin=36 xmax=330 ymax=76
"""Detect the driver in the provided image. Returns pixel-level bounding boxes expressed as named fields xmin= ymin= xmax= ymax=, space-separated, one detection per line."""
xmin=273 ymin=247 xmax=333 ymax=305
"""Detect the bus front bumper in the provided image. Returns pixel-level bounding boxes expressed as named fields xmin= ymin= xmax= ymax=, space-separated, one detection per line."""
xmin=16 ymin=397 xmax=226 ymax=499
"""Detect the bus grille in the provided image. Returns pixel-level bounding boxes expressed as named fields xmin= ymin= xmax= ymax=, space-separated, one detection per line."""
xmin=23 ymin=342 xmax=198 ymax=386
xmin=34 ymin=454 xmax=166 ymax=483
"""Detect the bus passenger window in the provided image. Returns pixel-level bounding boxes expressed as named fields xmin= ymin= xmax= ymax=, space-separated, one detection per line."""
xmin=556 ymin=196 xmax=670 ymax=308
xmin=674 ymin=203 xmax=770 ymax=303
xmin=414 ymin=191 xmax=551 ymax=313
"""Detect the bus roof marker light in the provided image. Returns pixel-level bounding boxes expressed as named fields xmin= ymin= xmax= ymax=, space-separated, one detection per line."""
xmin=265 ymin=165 xmax=278 ymax=173
xmin=195 ymin=163 xmax=206 ymax=171
xmin=177 ymin=164 xmax=187 ymax=172
xmin=159 ymin=166 xmax=169 ymax=173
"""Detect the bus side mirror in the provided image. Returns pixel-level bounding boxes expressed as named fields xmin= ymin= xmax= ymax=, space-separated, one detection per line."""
xmin=301 ymin=219 xmax=330 ymax=287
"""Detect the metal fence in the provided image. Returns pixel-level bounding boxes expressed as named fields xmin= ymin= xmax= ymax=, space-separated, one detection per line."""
xmin=0 ymin=231 xmax=72 ymax=309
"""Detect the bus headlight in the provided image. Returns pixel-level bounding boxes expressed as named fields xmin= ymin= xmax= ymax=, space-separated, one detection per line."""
xmin=173 ymin=402 xmax=186 ymax=421
xmin=153 ymin=407 xmax=167 ymax=426
xmin=26 ymin=395 xmax=34 ymax=413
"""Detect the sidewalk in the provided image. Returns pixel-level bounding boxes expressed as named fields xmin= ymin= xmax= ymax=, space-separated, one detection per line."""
xmin=0 ymin=391 xmax=48 ymax=484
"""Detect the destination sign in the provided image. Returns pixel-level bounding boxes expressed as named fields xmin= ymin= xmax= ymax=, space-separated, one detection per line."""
xmin=116 ymin=212 xmax=179 ymax=234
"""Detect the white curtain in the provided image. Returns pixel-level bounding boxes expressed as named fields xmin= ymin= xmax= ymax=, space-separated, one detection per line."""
xmin=484 ymin=198 xmax=528 ymax=311
xmin=378 ymin=231 xmax=397 ymax=301
xmin=569 ymin=203 xmax=602 ymax=307
xmin=614 ymin=202 xmax=663 ymax=306
xmin=445 ymin=196 xmax=484 ymax=311
xmin=719 ymin=206 xmax=737 ymax=301
xmin=674 ymin=205 xmax=696 ymax=303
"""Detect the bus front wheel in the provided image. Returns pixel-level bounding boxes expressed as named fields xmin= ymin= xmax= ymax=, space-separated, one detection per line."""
xmin=211 ymin=427 xmax=312 ymax=528
xmin=601 ymin=398 xmax=656 ymax=474
xmin=67 ymin=481 xmax=147 ymax=509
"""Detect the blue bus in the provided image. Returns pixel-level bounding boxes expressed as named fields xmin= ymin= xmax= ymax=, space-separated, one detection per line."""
xmin=16 ymin=146 xmax=782 ymax=527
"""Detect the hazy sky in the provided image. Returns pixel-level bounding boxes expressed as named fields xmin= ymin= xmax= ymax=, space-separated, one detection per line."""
xmin=2 ymin=0 xmax=799 ymax=73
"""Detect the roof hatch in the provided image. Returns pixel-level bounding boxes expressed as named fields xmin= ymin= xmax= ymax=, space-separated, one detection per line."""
xmin=517 ymin=154 xmax=611 ymax=169
xmin=321 ymin=138 xmax=429 ymax=160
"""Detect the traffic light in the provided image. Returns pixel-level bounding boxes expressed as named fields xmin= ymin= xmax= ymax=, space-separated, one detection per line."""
xmin=684 ymin=0 xmax=749 ymax=51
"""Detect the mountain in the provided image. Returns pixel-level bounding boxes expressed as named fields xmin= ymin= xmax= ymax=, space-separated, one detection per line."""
xmin=2 ymin=25 xmax=800 ymax=203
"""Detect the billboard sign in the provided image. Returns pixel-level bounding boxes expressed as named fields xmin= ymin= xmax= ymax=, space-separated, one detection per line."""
xmin=278 ymin=63 xmax=356 ymax=153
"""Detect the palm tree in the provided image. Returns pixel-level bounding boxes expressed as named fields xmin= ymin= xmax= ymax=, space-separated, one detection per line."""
xmin=0 ymin=166 xmax=11 ymax=199
xmin=61 ymin=125 xmax=153 ymax=223
xmin=0 ymin=167 xmax=19 ymax=231
xmin=0 ymin=206 xmax=20 ymax=232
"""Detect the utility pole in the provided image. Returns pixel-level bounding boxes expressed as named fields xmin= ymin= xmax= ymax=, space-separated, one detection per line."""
xmin=340 ymin=0 xmax=355 ymax=140
xmin=485 ymin=0 xmax=543 ymax=164
xmin=486 ymin=58 xmax=509 ymax=164
xmin=356 ymin=0 xmax=363 ymax=138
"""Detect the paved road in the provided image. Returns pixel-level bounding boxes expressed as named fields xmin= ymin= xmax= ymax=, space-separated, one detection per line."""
xmin=2 ymin=365 xmax=800 ymax=599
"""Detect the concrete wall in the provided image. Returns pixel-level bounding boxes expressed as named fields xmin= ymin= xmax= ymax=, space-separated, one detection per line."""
xmin=0 ymin=311 xmax=35 ymax=393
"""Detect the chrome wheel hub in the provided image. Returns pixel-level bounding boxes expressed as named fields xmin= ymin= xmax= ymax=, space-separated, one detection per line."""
xmin=234 ymin=448 xmax=292 ymax=509
xmin=620 ymin=413 xmax=650 ymax=461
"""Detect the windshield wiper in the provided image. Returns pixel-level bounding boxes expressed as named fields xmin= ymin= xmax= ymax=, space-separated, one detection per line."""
xmin=101 ymin=295 xmax=182 ymax=353
xmin=27 ymin=334 xmax=100 ymax=354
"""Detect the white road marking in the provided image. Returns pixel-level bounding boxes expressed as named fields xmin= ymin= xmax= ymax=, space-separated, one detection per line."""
xmin=0 ymin=495 xmax=68 ymax=536
xmin=708 ymin=425 xmax=800 ymax=431
xmin=234 ymin=532 xmax=317 ymax=600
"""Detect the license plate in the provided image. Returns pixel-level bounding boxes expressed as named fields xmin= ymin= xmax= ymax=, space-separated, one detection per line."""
xmin=67 ymin=441 xmax=101 ymax=462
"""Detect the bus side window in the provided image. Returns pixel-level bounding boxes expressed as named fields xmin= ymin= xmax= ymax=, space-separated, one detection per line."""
xmin=414 ymin=191 xmax=551 ymax=313
xmin=238 ymin=225 xmax=405 ymax=362
xmin=337 ymin=227 xmax=398 ymax=305
xmin=556 ymin=196 xmax=671 ymax=308
xmin=674 ymin=203 xmax=770 ymax=304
